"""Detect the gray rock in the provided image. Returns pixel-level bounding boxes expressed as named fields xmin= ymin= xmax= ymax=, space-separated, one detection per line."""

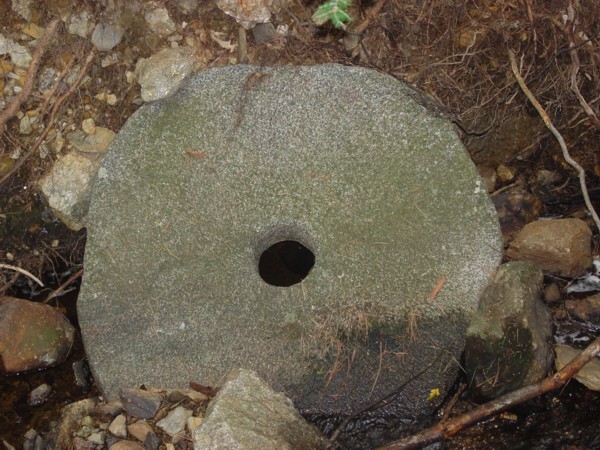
xmin=78 ymin=65 xmax=501 ymax=422
xmin=73 ymin=359 xmax=93 ymax=390
xmin=143 ymin=431 xmax=161 ymax=450
xmin=91 ymin=23 xmax=124 ymax=52
xmin=193 ymin=368 xmax=326 ymax=449
xmin=175 ymin=0 xmax=198 ymax=14
xmin=119 ymin=389 xmax=163 ymax=419
xmin=11 ymin=0 xmax=33 ymax=21
xmin=38 ymin=150 xmax=108 ymax=231
xmin=87 ymin=432 xmax=106 ymax=445
xmin=465 ymin=261 xmax=553 ymax=399
xmin=72 ymin=437 xmax=98 ymax=450
xmin=69 ymin=10 xmax=94 ymax=38
xmin=28 ymin=383 xmax=53 ymax=406
xmin=156 ymin=406 xmax=192 ymax=437
xmin=96 ymin=400 xmax=124 ymax=419
xmin=506 ymin=218 xmax=593 ymax=277
xmin=144 ymin=2 xmax=176 ymax=36
xmin=555 ymin=345 xmax=600 ymax=391
xmin=135 ymin=47 xmax=195 ymax=101
xmin=0 ymin=33 xmax=32 ymax=67
xmin=19 ymin=115 xmax=33 ymax=134
xmin=252 ymin=22 xmax=276 ymax=44
xmin=0 ymin=296 xmax=75 ymax=373
xmin=109 ymin=414 xmax=128 ymax=438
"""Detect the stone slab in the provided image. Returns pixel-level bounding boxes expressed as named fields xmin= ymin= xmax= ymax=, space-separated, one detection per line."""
xmin=78 ymin=64 xmax=501 ymax=420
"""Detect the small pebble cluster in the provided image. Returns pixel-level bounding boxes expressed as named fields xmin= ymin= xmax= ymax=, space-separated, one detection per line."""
xmin=21 ymin=388 xmax=209 ymax=450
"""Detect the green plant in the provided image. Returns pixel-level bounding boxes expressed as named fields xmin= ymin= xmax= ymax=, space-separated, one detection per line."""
xmin=312 ymin=0 xmax=352 ymax=29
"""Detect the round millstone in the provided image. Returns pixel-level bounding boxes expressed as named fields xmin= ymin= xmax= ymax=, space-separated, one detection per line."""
xmin=78 ymin=64 xmax=501 ymax=420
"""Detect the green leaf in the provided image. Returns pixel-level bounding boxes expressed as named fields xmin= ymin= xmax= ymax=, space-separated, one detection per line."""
xmin=312 ymin=0 xmax=352 ymax=29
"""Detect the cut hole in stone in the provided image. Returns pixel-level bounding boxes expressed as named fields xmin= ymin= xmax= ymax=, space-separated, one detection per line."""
xmin=258 ymin=240 xmax=315 ymax=287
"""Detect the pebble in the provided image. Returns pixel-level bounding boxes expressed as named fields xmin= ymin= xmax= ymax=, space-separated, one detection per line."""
xmin=87 ymin=431 xmax=105 ymax=445
xmin=69 ymin=10 xmax=93 ymax=38
xmin=564 ymin=294 xmax=600 ymax=325
xmin=19 ymin=115 xmax=33 ymax=134
xmin=27 ymin=383 xmax=53 ymax=406
xmin=91 ymin=23 xmax=124 ymax=52
xmin=119 ymin=389 xmax=163 ymax=420
xmin=108 ymin=414 xmax=127 ymax=438
xmin=126 ymin=420 xmax=152 ymax=442
xmin=497 ymin=163 xmax=515 ymax=182
xmin=144 ymin=3 xmax=176 ymax=36
xmin=109 ymin=441 xmax=144 ymax=450
xmin=82 ymin=118 xmax=96 ymax=135
xmin=252 ymin=22 xmax=276 ymax=44
xmin=156 ymin=405 xmax=192 ymax=436
xmin=544 ymin=283 xmax=561 ymax=305
xmin=135 ymin=47 xmax=195 ymax=102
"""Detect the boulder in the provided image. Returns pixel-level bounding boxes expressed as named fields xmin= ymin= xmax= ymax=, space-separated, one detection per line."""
xmin=0 ymin=296 xmax=75 ymax=373
xmin=465 ymin=261 xmax=553 ymax=399
xmin=78 ymin=65 xmax=501 ymax=423
xmin=193 ymin=368 xmax=327 ymax=449
xmin=506 ymin=218 xmax=592 ymax=277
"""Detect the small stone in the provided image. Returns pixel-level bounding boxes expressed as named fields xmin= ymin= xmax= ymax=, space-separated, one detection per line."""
xmin=564 ymin=294 xmax=600 ymax=325
xmin=156 ymin=406 xmax=192 ymax=436
xmin=19 ymin=115 xmax=33 ymax=134
xmin=73 ymin=359 xmax=93 ymax=390
xmin=91 ymin=23 xmax=124 ymax=52
xmin=101 ymin=54 xmax=119 ymax=68
xmin=81 ymin=416 xmax=94 ymax=427
xmin=108 ymin=414 xmax=127 ymax=438
xmin=555 ymin=345 xmax=600 ymax=391
xmin=175 ymin=0 xmax=198 ymax=14
xmin=143 ymin=431 xmax=161 ymax=450
xmin=27 ymin=383 xmax=53 ymax=406
xmin=21 ymin=23 xmax=44 ymax=39
xmin=72 ymin=437 xmax=97 ymax=450
xmin=506 ymin=218 xmax=593 ymax=277
xmin=126 ymin=420 xmax=152 ymax=442
xmin=12 ymin=0 xmax=32 ymax=21
xmin=96 ymin=400 xmax=124 ymax=419
xmin=106 ymin=94 xmax=118 ymax=106
xmin=167 ymin=390 xmax=186 ymax=403
xmin=492 ymin=187 xmax=542 ymax=239
xmin=135 ymin=47 xmax=196 ymax=102
xmin=543 ymin=283 xmax=561 ymax=305
xmin=82 ymin=118 xmax=96 ymax=135
xmin=186 ymin=416 xmax=202 ymax=434
xmin=215 ymin=0 xmax=273 ymax=29
xmin=87 ymin=432 xmax=105 ymax=445
xmin=109 ymin=441 xmax=144 ymax=450
xmin=144 ymin=3 xmax=176 ymax=36
xmin=252 ymin=22 xmax=276 ymax=44
xmin=536 ymin=169 xmax=562 ymax=187
xmin=69 ymin=10 xmax=93 ymax=38
xmin=497 ymin=164 xmax=515 ymax=182
xmin=120 ymin=389 xmax=163 ymax=419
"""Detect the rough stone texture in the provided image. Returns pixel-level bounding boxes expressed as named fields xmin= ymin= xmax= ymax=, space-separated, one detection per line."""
xmin=555 ymin=345 xmax=600 ymax=391
xmin=39 ymin=150 xmax=108 ymax=231
xmin=135 ymin=47 xmax=196 ymax=102
xmin=193 ymin=368 xmax=327 ymax=450
xmin=27 ymin=383 xmax=53 ymax=406
xmin=565 ymin=294 xmax=600 ymax=325
xmin=79 ymin=65 xmax=502 ymax=419
xmin=144 ymin=2 xmax=176 ymax=36
xmin=45 ymin=399 xmax=99 ymax=449
xmin=492 ymin=187 xmax=542 ymax=240
xmin=119 ymin=389 xmax=163 ymax=419
xmin=0 ymin=296 xmax=75 ymax=373
xmin=109 ymin=441 xmax=144 ymax=450
xmin=506 ymin=218 xmax=592 ymax=277
xmin=91 ymin=23 xmax=124 ymax=52
xmin=465 ymin=261 xmax=553 ymax=400
xmin=156 ymin=406 xmax=192 ymax=436
xmin=216 ymin=0 xmax=275 ymax=29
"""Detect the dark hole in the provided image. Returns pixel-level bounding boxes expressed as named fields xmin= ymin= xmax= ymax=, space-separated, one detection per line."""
xmin=258 ymin=240 xmax=315 ymax=287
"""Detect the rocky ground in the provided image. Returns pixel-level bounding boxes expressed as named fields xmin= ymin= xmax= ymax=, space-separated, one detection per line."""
xmin=1 ymin=0 xmax=600 ymax=449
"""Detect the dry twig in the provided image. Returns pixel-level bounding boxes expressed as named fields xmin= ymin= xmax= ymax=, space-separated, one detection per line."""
xmin=0 ymin=19 xmax=61 ymax=133
xmin=0 ymin=263 xmax=44 ymax=287
xmin=44 ymin=267 xmax=83 ymax=303
xmin=508 ymin=49 xmax=600 ymax=233
xmin=378 ymin=335 xmax=600 ymax=449
xmin=0 ymin=48 xmax=97 ymax=186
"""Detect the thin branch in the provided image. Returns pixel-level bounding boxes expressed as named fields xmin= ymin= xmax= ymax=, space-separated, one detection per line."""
xmin=508 ymin=49 xmax=600 ymax=233
xmin=0 ymin=48 xmax=97 ymax=186
xmin=378 ymin=335 xmax=600 ymax=449
xmin=0 ymin=18 xmax=61 ymax=134
xmin=44 ymin=267 xmax=83 ymax=303
xmin=0 ymin=263 xmax=44 ymax=287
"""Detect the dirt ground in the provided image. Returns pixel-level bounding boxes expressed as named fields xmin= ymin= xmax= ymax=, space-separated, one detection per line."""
xmin=1 ymin=0 xmax=599 ymax=448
